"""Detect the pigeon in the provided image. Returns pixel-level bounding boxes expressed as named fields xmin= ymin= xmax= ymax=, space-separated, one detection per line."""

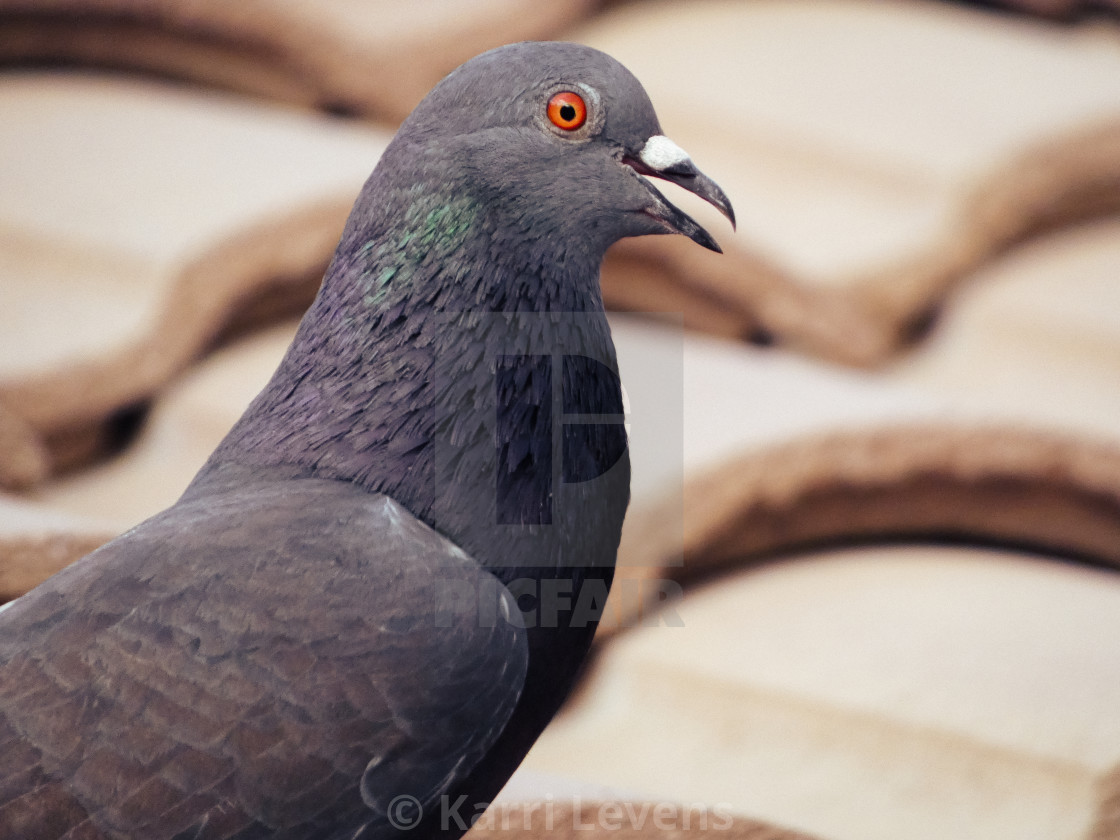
xmin=0 ymin=41 xmax=734 ymax=839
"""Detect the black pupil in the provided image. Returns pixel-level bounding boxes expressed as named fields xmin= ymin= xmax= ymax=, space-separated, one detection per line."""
xmin=559 ymin=104 xmax=576 ymax=123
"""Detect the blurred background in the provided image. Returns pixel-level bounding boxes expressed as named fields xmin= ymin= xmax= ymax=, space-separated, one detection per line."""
xmin=2 ymin=1 xmax=1120 ymax=838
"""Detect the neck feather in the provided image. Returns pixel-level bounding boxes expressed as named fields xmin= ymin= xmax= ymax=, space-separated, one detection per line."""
xmin=197 ymin=178 xmax=629 ymax=575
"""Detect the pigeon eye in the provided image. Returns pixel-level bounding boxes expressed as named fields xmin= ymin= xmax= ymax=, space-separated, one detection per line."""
xmin=547 ymin=92 xmax=587 ymax=131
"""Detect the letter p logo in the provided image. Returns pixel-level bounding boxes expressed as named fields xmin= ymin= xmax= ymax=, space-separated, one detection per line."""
xmin=495 ymin=352 xmax=627 ymax=525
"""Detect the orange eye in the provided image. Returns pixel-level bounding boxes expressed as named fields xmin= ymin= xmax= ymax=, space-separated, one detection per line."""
xmin=547 ymin=91 xmax=587 ymax=131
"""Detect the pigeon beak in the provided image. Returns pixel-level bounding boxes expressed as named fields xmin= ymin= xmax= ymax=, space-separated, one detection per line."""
xmin=624 ymin=135 xmax=736 ymax=253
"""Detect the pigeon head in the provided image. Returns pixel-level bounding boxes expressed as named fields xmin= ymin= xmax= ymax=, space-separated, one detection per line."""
xmin=373 ymin=41 xmax=735 ymax=263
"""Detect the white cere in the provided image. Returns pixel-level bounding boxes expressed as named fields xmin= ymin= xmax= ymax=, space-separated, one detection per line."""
xmin=639 ymin=135 xmax=691 ymax=171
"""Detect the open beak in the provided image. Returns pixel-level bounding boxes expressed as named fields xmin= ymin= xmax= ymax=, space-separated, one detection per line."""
xmin=623 ymin=135 xmax=735 ymax=253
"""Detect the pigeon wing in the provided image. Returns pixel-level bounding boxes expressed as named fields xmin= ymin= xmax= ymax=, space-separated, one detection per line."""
xmin=0 ymin=478 xmax=528 ymax=839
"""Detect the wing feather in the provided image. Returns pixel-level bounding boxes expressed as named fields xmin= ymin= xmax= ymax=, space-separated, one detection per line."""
xmin=0 ymin=479 xmax=528 ymax=839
